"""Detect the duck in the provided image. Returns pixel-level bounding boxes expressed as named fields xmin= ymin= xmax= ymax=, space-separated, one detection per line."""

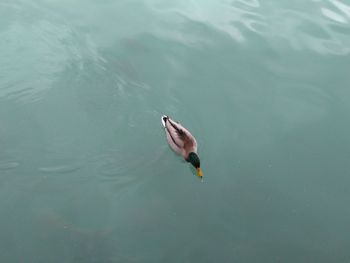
xmin=161 ymin=115 xmax=203 ymax=178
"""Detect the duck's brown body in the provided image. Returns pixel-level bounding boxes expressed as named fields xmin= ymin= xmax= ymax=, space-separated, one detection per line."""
xmin=162 ymin=116 xmax=197 ymax=160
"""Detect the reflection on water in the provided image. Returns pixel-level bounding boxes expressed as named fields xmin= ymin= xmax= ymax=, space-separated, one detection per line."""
xmin=1 ymin=0 xmax=348 ymax=104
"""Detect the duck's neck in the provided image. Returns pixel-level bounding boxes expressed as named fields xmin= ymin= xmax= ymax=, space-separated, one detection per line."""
xmin=187 ymin=152 xmax=200 ymax=167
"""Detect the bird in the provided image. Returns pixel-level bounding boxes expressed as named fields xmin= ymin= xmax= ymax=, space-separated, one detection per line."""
xmin=161 ymin=115 xmax=203 ymax=178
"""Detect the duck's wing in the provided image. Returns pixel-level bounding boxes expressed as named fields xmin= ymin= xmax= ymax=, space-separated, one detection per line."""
xmin=165 ymin=118 xmax=197 ymax=153
xmin=165 ymin=128 xmax=183 ymax=155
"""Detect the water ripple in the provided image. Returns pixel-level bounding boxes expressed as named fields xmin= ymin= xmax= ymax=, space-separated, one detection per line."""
xmin=38 ymin=164 xmax=82 ymax=174
xmin=232 ymin=0 xmax=260 ymax=8
xmin=330 ymin=0 xmax=350 ymax=18
xmin=0 ymin=161 xmax=19 ymax=171
xmin=268 ymin=2 xmax=350 ymax=55
xmin=150 ymin=0 xmax=350 ymax=55
xmin=0 ymin=21 xmax=69 ymax=103
xmin=0 ymin=3 xmax=106 ymax=104
xmin=321 ymin=7 xmax=347 ymax=23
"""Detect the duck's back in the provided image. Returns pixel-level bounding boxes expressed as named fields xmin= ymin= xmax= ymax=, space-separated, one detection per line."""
xmin=162 ymin=116 xmax=197 ymax=159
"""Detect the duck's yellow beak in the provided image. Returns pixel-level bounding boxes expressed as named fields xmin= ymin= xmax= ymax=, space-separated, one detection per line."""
xmin=197 ymin=168 xmax=203 ymax=177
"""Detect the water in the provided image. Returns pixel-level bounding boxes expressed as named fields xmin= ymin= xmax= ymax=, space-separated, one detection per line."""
xmin=1 ymin=0 xmax=350 ymax=262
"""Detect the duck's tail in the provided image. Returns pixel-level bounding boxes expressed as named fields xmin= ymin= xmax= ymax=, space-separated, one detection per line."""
xmin=161 ymin=115 xmax=168 ymax=128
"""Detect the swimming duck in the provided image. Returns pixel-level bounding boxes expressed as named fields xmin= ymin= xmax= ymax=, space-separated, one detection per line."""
xmin=161 ymin=115 xmax=203 ymax=177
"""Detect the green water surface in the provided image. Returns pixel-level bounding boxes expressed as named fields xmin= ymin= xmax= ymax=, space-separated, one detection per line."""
xmin=1 ymin=0 xmax=350 ymax=262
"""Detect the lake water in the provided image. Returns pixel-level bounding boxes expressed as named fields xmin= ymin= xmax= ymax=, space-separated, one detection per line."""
xmin=1 ymin=0 xmax=350 ymax=262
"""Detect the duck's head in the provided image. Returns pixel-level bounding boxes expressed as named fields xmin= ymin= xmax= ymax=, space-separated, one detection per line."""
xmin=187 ymin=152 xmax=203 ymax=178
